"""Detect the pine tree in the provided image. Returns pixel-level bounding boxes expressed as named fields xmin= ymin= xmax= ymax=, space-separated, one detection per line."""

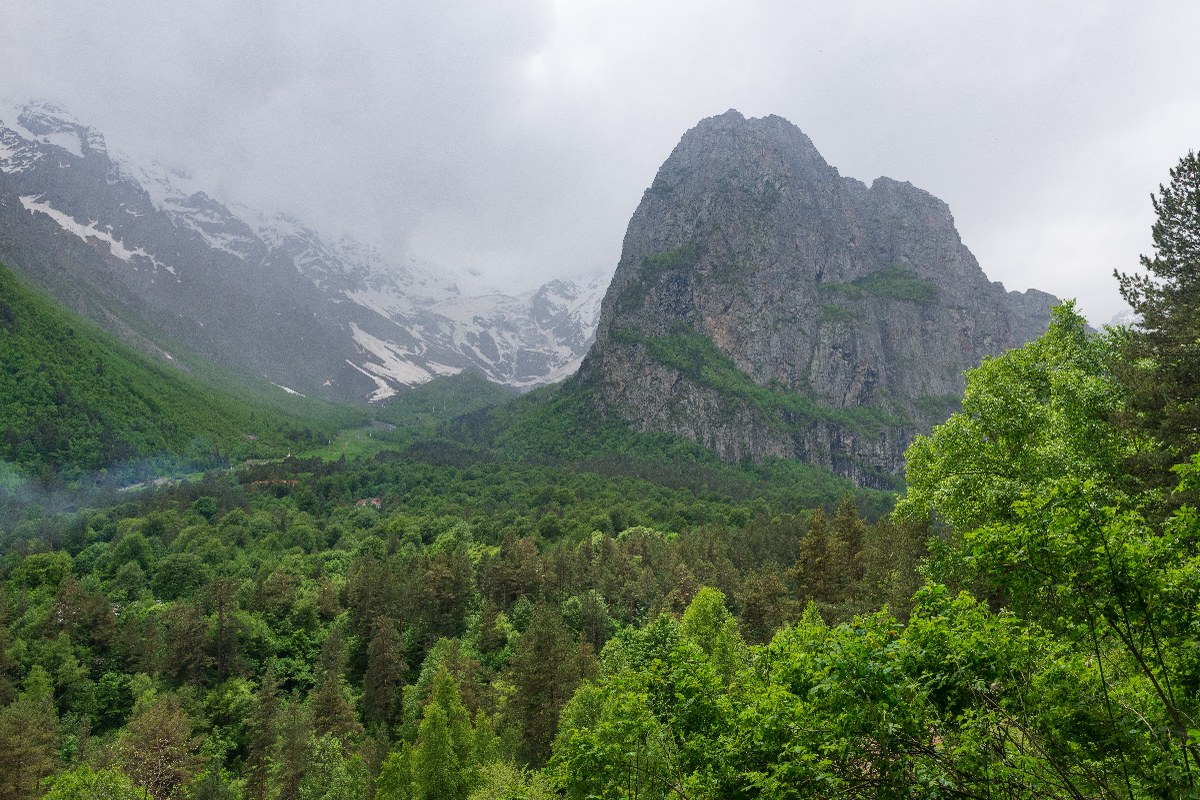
xmin=828 ymin=493 xmax=865 ymax=603
xmin=737 ymin=567 xmax=789 ymax=644
xmin=0 ymin=668 xmax=59 ymax=800
xmin=311 ymin=627 xmax=362 ymax=744
xmin=311 ymin=673 xmax=363 ymax=745
xmin=800 ymin=506 xmax=828 ymax=601
xmin=364 ymin=618 xmax=406 ymax=729
xmin=121 ymin=695 xmax=206 ymax=800
xmin=0 ymin=599 xmax=16 ymax=705
xmin=1115 ymin=150 xmax=1200 ymax=486
xmin=210 ymin=578 xmax=240 ymax=687
xmin=507 ymin=603 xmax=594 ymax=765
xmin=244 ymin=666 xmax=280 ymax=800
xmin=274 ymin=691 xmax=310 ymax=800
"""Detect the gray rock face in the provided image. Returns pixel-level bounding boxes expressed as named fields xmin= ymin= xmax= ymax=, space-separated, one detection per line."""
xmin=578 ymin=110 xmax=1057 ymax=487
xmin=0 ymin=102 xmax=606 ymax=402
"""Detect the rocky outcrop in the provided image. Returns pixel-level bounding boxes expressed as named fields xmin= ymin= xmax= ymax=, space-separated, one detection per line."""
xmin=577 ymin=110 xmax=1058 ymax=487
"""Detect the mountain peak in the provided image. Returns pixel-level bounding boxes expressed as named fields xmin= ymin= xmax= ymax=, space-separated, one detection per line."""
xmin=578 ymin=111 xmax=1058 ymax=487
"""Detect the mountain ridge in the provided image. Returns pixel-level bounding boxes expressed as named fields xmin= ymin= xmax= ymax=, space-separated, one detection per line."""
xmin=0 ymin=101 xmax=607 ymax=402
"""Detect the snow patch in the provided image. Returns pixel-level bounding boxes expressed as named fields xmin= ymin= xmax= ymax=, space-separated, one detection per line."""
xmin=345 ymin=359 xmax=397 ymax=403
xmin=270 ymin=382 xmax=306 ymax=397
xmin=39 ymin=130 xmax=83 ymax=158
xmin=20 ymin=195 xmax=174 ymax=274
xmin=349 ymin=322 xmax=457 ymax=387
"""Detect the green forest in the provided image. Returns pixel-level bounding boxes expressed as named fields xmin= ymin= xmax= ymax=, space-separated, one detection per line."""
xmin=1 ymin=152 xmax=1199 ymax=799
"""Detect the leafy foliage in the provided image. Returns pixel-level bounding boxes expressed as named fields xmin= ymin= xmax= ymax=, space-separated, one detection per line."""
xmin=898 ymin=301 xmax=1135 ymax=532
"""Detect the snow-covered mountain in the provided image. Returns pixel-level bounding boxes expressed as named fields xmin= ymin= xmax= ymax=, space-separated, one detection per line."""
xmin=0 ymin=101 xmax=608 ymax=402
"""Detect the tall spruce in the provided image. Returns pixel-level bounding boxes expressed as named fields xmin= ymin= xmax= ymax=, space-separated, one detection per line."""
xmin=800 ymin=506 xmax=828 ymax=602
xmin=1115 ymin=150 xmax=1200 ymax=488
xmin=274 ymin=691 xmax=309 ymax=800
xmin=244 ymin=666 xmax=280 ymax=800
xmin=828 ymin=493 xmax=865 ymax=602
xmin=364 ymin=617 xmax=406 ymax=729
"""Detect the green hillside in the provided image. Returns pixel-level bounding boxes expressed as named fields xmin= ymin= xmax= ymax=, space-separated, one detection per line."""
xmin=373 ymin=372 xmax=515 ymax=429
xmin=0 ymin=263 xmax=362 ymax=480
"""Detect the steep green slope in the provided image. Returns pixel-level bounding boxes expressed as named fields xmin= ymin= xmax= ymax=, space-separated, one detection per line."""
xmin=0 ymin=263 xmax=362 ymax=478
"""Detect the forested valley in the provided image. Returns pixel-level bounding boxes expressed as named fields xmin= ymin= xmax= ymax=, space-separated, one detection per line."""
xmin=2 ymin=153 xmax=1200 ymax=799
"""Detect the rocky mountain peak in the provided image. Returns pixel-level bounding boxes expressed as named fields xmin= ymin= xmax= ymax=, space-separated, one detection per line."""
xmin=579 ymin=110 xmax=1058 ymax=487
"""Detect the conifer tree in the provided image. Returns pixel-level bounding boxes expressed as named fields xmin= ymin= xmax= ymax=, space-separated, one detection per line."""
xmin=429 ymin=670 xmax=474 ymax=768
xmin=507 ymin=603 xmax=594 ymax=765
xmin=0 ymin=599 xmax=16 ymax=706
xmin=828 ymin=493 xmax=865 ymax=602
xmin=311 ymin=673 xmax=362 ymax=745
xmin=364 ymin=617 xmax=406 ymax=728
xmin=1115 ymin=149 xmax=1200 ymax=485
xmin=410 ymin=673 xmax=477 ymax=800
xmin=244 ymin=665 xmax=280 ymax=800
xmin=210 ymin=578 xmax=240 ymax=687
xmin=274 ymin=691 xmax=309 ymax=800
xmin=121 ymin=694 xmax=206 ymax=800
xmin=736 ymin=567 xmax=788 ymax=644
xmin=0 ymin=667 xmax=59 ymax=800
xmin=800 ymin=506 xmax=828 ymax=601
xmin=311 ymin=627 xmax=362 ymax=744
xmin=411 ymin=704 xmax=462 ymax=800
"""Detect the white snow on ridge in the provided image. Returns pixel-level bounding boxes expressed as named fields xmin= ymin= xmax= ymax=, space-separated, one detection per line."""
xmin=344 ymin=286 xmax=416 ymax=319
xmin=5 ymin=99 xmax=616 ymax=397
xmin=170 ymin=214 xmax=255 ymax=258
xmin=20 ymin=195 xmax=175 ymax=275
xmin=349 ymin=322 xmax=462 ymax=393
xmin=40 ymin=130 xmax=83 ymax=159
xmin=270 ymin=382 xmax=306 ymax=397
xmin=344 ymin=359 xmax=398 ymax=403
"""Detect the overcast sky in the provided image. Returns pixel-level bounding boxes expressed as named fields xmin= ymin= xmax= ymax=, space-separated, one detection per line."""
xmin=2 ymin=0 xmax=1198 ymax=323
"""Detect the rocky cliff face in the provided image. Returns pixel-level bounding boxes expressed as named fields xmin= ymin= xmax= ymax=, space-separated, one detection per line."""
xmin=577 ymin=110 xmax=1057 ymax=487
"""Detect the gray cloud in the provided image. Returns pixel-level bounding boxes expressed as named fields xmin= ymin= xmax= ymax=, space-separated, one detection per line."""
xmin=2 ymin=0 xmax=1197 ymax=322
